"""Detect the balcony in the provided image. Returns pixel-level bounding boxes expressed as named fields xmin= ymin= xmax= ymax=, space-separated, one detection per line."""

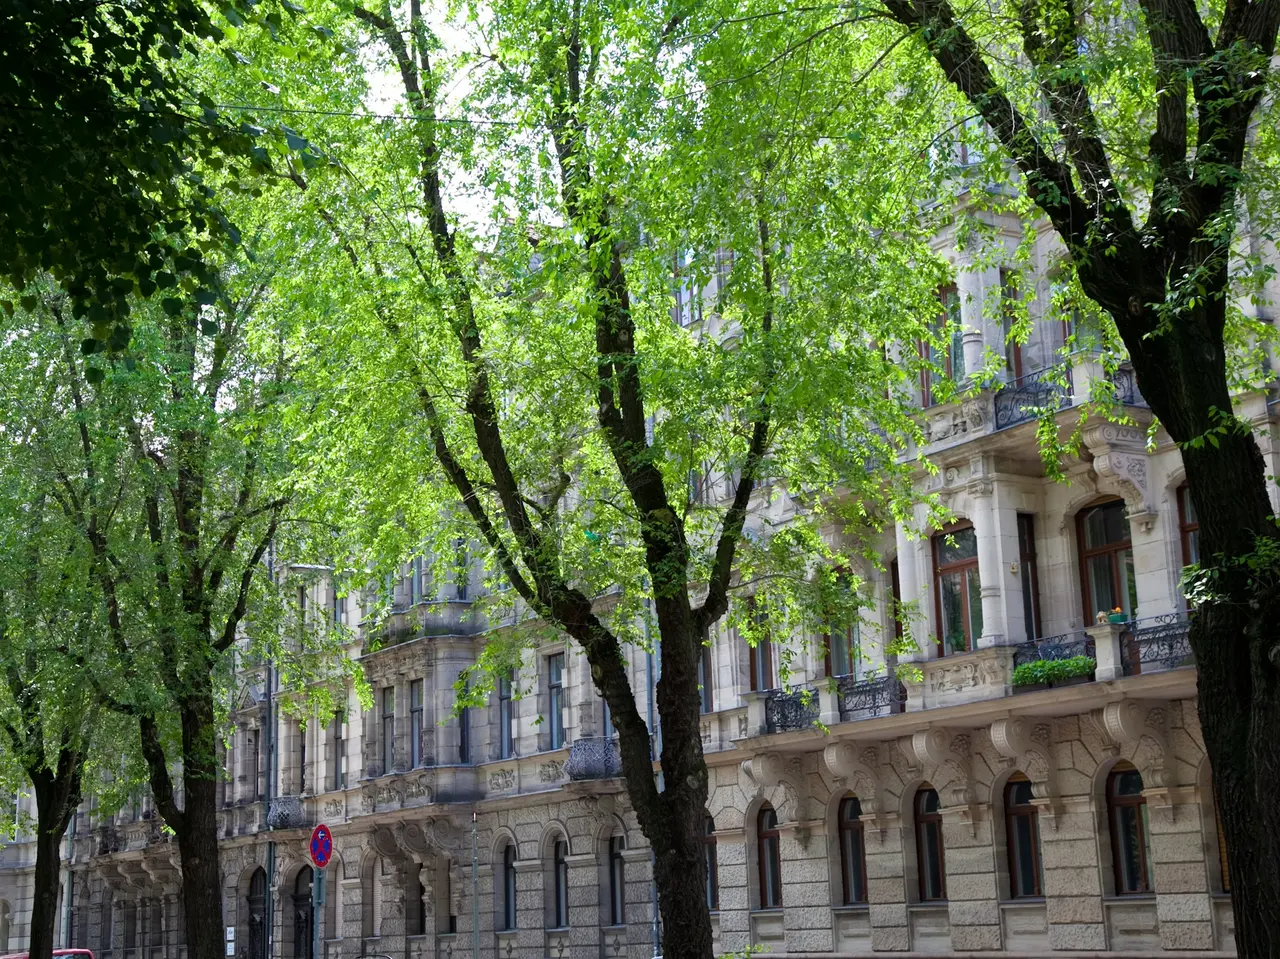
xmin=266 ymin=795 xmax=310 ymax=830
xmin=1105 ymin=363 xmax=1148 ymax=407
xmin=764 ymin=688 xmax=819 ymax=734
xmin=1121 ymin=613 xmax=1193 ymax=675
xmin=994 ymin=364 xmax=1073 ymax=430
xmin=1012 ymin=630 xmax=1096 ymax=691
xmin=565 ymin=737 xmax=623 ymax=781
xmin=836 ymin=674 xmax=907 ymax=721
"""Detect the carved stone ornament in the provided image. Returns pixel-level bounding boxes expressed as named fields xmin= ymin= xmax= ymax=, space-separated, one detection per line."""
xmin=989 ymin=717 xmax=1032 ymax=761
xmin=823 ymin=742 xmax=883 ymax=833
xmin=405 ymin=772 xmax=434 ymax=802
xmin=539 ymin=761 xmax=566 ymax=783
xmin=742 ymin=752 xmax=810 ymax=823
xmin=489 ymin=768 xmax=517 ymax=791
xmin=911 ymin=728 xmax=951 ymax=769
xmin=373 ymin=825 xmax=400 ymax=859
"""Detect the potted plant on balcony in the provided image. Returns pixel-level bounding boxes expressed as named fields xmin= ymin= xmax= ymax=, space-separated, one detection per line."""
xmin=1011 ymin=656 xmax=1097 ymax=692
xmin=1106 ymin=607 xmax=1128 ymax=625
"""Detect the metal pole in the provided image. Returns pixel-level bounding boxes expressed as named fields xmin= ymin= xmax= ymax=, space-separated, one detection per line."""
xmin=471 ymin=810 xmax=480 ymax=959
xmin=312 ymin=869 xmax=324 ymax=959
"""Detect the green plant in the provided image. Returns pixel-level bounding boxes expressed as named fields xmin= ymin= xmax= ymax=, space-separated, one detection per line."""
xmin=1011 ymin=656 xmax=1097 ymax=687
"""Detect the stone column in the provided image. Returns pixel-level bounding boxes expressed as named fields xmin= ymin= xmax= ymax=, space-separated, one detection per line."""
xmin=361 ymin=696 xmax=380 ymax=779
xmin=163 ymin=892 xmax=180 ymax=957
xmin=393 ymin=679 xmax=410 ymax=773
xmin=939 ymin=801 xmax=1001 ymax=950
xmin=779 ymin=821 xmax=833 ymax=953
xmin=865 ymin=815 xmax=909 ymax=951
xmin=377 ymin=860 xmax=407 ymax=958
xmin=1145 ymin=788 xmax=1214 ymax=950
xmin=712 ymin=827 xmax=749 ymax=955
xmin=512 ymin=857 xmax=543 ymax=956
xmin=894 ymin=517 xmax=932 ymax=662
xmin=1040 ymin=795 xmax=1107 ymax=951
xmin=620 ymin=847 xmax=654 ymax=959
xmin=969 ymin=475 xmax=1007 ymax=647
xmin=110 ymin=897 xmax=126 ymax=957
xmin=339 ymin=875 xmax=363 ymax=947
xmin=1088 ymin=623 xmax=1126 ymax=681
xmin=956 ymin=264 xmax=987 ymax=380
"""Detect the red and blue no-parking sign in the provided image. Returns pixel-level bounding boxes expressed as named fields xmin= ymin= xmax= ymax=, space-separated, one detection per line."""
xmin=310 ymin=824 xmax=333 ymax=869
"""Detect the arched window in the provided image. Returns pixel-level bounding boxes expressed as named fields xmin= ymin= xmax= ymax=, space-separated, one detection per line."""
xmin=608 ymin=834 xmax=626 ymax=925
xmin=757 ymin=804 xmax=783 ymax=909
xmin=702 ymin=815 xmax=719 ymax=911
xmin=552 ymin=838 xmax=570 ymax=928
xmin=1004 ymin=773 xmax=1043 ymax=898
xmin=932 ymin=524 xmax=981 ymax=655
xmin=1078 ymin=500 xmax=1137 ymax=621
xmin=248 ymin=869 xmax=268 ymax=959
xmin=406 ymin=863 xmax=426 ymax=937
xmin=915 ymin=787 xmax=946 ymax=901
xmin=1107 ymin=765 xmax=1153 ymax=894
xmin=838 ymin=796 xmax=868 ymax=904
xmin=293 ymin=866 xmax=314 ymax=959
xmin=500 ymin=842 xmax=518 ymax=930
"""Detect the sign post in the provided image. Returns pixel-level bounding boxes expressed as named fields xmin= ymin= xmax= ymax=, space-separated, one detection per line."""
xmin=310 ymin=824 xmax=333 ymax=959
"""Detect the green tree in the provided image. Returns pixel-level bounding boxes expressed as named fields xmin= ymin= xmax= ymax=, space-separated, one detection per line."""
xmin=263 ymin=2 xmax=950 ymax=955
xmin=0 ymin=260 xmax=346 ymax=959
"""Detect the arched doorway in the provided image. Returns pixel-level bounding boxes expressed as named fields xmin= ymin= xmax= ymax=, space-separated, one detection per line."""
xmin=293 ymin=866 xmax=314 ymax=959
xmin=247 ymin=868 xmax=268 ymax=959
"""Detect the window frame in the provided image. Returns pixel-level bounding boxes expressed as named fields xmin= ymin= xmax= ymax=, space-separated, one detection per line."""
xmin=608 ymin=834 xmax=627 ymax=926
xmin=1077 ymin=499 xmax=1137 ymax=622
xmin=1000 ymin=268 xmax=1024 ymax=385
xmin=1004 ymin=773 xmax=1043 ymax=899
xmin=757 ymin=804 xmax=783 ymax=909
xmin=920 ymin=285 xmax=964 ymax=407
xmin=1107 ymin=766 xmax=1153 ymax=895
xmin=498 ymin=672 xmax=515 ymax=760
xmin=932 ymin=522 xmax=982 ymax=656
xmin=915 ymin=786 xmax=947 ymax=902
xmin=458 ymin=704 xmax=470 ymax=765
xmin=552 ymin=838 xmax=570 ymax=929
xmin=409 ymin=679 xmax=424 ymax=769
xmin=331 ymin=712 xmax=345 ymax=792
xmin=380 ymin=686 xmax=395 ymax=775
xmin=547 ymin=653 xmax=566 ymax=750
xmin=698 ymin=642 xmax=714 ymax=713
xmin=1017 ymin=513 xmax=1043 ymax=641
xmin=702 ymin=815 xmax=719 ymax=911
xmin=1177 ymin=484 xmax=1200 ymax=603
xmin=838 ymin=795 xmax=869 ymax=905
xmin=501 ymin=843 xmax=518 ymax=930
xmin=745 ymin=602 xmax=775 ymax=692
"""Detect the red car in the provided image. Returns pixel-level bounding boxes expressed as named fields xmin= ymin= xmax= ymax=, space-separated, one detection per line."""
xmin=0 ymin=951 xmax=96 ymax=958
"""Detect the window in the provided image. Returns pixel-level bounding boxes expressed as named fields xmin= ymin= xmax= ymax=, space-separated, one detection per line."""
xmin=890 ymin=558 xmax=903 ymax=642
xmin=920 ymin=286 xmax=964 ymax=407
xmin=501 ymin=843 xmax=518 ymax=930
xmin=608 ymin=835 xmax=626 ymax=925
xmin=1017 ymin=514 xmax=1042 ymax=641
xmin=548 ymin=653 xmax=566 ymax=749
xmin=601 ymin=696 xmax=613 ymax=739
xmin=757 ymin=804 xmax=783 ymax=909
xmin=250 ymin=730 xmax=261 ymax=800
xmin=299 ymin=723 xmax=307 ymax=794
xmin=826 ymin=620 xmax=862 ymax=679
xmin=698 ymin=643 xmax=714 ymax=713
xmin=381 ymin=687 xmax=395 ymax=774
xmin=297 ymin=585 xmax=308 ymax=616
xmin=933 ymin=524 xmax=982 ymax=655
xmin=1004 ymin=774 xmax=1043 ymax=898
xmin=458 ymin=705 xmax=470 ymax=764
xmin=1107 ymin=765 xmax=1153 ymax=895
xmin=838 ymin=796 xmax=868 ymax=904
xmin=410 ymin=679 xmax=424 ymax=768
xmin=1078 ymin=500 xmax=1137 ymax=621
xmin=331 ymin=713 xmax=345 ymax=791
xmin=411 ymin=555 xmax=424 ymax=604
xmin=455 ymin=540 xmax=469 ymax=600
xmin=1178 ymin=484 xmax=1200 ymax=605
xmin=407 ymin=865 xmax=426 ymax=936
xmin=552 ymin=838 xmax=570 ymax=928
xmin=1001 ymin=269 xmax=1024 ymax=385
xmin=915 ymin=787 xmax=946 ymax=902
xmin=332 ymin=588 xmax=346 ymax=626
xmin=674 ymin=251 xmax=702 ymax=326
xmin=746 ymin=604 xmax=775 ymax=692
xmin=702 ymin=815 xmax=719 ymax=911
xmin=499 ymin=672 xmax=515 ymax=759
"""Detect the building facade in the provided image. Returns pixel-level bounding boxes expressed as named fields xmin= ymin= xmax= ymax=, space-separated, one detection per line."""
xmin=1 ymin=207 xmax=1276 ymax=959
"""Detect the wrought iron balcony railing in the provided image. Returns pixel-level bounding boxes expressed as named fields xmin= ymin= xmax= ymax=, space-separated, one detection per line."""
xmin=1012 ymin=630 xmax=1096 ymax=670
xmin=266 ymin=795 xmax=309 ymax=830
xmin=836 ymin=674 xmax=907 ymax=722
xmin=1120 ymin=613 xmax=1193 ymax=676
xmin=764 ymin=688 xmax=820 ymax=734
xmin=994 ymin=364 xmax=1073 ymax=430
xmin=1105 ymin=364 xmax=1148 ymax=407
xmin=565 ymin=737 xmax=623 ymax=781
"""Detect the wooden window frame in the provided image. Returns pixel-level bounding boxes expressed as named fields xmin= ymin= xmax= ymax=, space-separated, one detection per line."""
xmin=608 ymin=835 xmax=627 ymax=925
xmin=1107 ymin=766 xmax=1153 ymax=895
xmin=915 ymin=787 xmax=947 ymax=902
xmin=498 ymin=672 xmax=515 ymax=760
xmin=1076 ymin=499 xmax=1134 ymax=622
xmin=547 ymin=653 xmax=566 ymax=749
xmin=839 ymin=796 xmax=869 ymax=904
xmin=757 ymin=804 xmax=783 ymax=909
xmin=409 ymin=678 xmax=424 ymax=768
xmin=502 ymin=843 xmax=518 ymax=930
xmin=1004 ymin=773 xmax=1043 ymax=898
xmin=703 ymin=815 xmax=719 ymax=911
xmin=746 ymin=601 xmax=775 ymax=692
xmin=932 ymin=522 xmax=981 ymax=656
xmin=1017 ymin=513 xmax=1043 ymax=641
xmin=380 ymin=686 xmax=395 ymax=775
xmin=1177 ymin=484 xmax=1200 ymax=570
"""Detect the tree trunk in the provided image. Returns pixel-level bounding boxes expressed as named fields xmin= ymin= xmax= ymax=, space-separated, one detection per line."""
xmin=1121 ymin=310 xmax=1280 ymax=958
xmin=27 ymin=783 xmax=71 ymax=959
xmin=176 ymin=694 xmax=225 ymax=959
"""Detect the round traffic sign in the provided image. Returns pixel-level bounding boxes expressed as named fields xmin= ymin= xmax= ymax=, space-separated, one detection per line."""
xmin=310 ymin=824 xmax=333 ymax=868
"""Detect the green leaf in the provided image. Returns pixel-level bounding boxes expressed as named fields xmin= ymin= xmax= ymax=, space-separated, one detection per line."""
xmin=84 ymin=366 xmax=106 ymax=384
xmin=161 ymin=297 xmax=184 ymax=316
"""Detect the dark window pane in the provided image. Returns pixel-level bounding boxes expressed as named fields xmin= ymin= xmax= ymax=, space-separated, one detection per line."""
xmin=937 ymin=527 xmax=978 ymax=565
